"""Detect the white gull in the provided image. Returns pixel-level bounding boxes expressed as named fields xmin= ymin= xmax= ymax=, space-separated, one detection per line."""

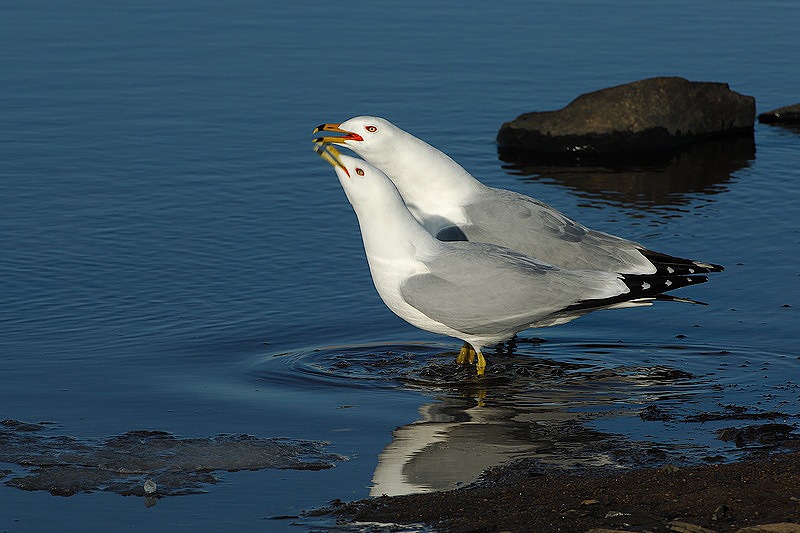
xmin=314 ymin=143 xmax=708 ymax=376
xmin=314 ymin=116 xmax=723 ymax=276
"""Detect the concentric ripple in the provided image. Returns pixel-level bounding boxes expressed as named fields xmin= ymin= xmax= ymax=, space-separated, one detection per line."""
xmin=248 ymin=342 xmax=454 ymax=391
xmin=249 ymin=337 xmax=798 ymax=418
xmin=253 ymin=338 xmax=799 ymax=495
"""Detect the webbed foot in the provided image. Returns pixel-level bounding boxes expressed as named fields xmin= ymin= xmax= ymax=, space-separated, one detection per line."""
xmin=456 ymin=342 xmax=474 ymax=365
xmin=456 ymin=343 xmax=486 ymax=376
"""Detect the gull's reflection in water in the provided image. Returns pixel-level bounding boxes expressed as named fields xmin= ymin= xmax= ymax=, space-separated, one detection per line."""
xmin=370 ymin=354 xmax=704 ymax=497
xmin=369 ymin=392 xmax=617 ymax=497
xmin=499 ymin=135 xmax=755 ymax=216
xmin=370 ymin=397 xmax=531 ymax=496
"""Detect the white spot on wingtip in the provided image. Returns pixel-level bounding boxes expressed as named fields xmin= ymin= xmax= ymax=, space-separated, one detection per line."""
xmin=642 ymin=282 xmax=651 ymax=290
xmin=689 ymin=268 xmax=695 ymax=273
xmin=667 ymin=267 xmax=675 ymax=274
xmin=665 ymin=280 xmax=673 ymax=286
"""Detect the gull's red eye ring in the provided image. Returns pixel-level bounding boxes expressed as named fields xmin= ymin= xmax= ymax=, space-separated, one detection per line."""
xmin=365 ymin=125 xmax=377 ymax=133
xmin=355 ymin=168 xmax=365 ymax=176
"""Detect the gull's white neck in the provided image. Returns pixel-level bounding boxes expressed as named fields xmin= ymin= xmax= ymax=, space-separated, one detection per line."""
xmin=365 ymin=131 xmax=485 ymax=226
xmin=351 ymin=183 xmax=441 ymax=270
xmin=339 ymin=165 xmax=464 ymax=342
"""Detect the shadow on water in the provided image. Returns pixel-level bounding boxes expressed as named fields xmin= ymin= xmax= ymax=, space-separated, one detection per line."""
xmin=251 ymin=339 xmax=800 ymax=497
xmin=498 ymin=135 xmax=756 ymax=216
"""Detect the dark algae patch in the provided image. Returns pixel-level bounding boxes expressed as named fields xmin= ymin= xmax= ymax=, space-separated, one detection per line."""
xmin=0 ymin=420 xmax=343 ymax=498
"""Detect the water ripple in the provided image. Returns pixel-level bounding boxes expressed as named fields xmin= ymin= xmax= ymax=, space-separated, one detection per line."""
xmin=247 ymin=338 xmax=797 ymax=420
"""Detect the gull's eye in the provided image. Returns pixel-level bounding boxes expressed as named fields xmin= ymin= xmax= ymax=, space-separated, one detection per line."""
xmin=355 ymin=168 xmax=365 ymax=176
xmin=365 ymin=125 xmax=377 ymax=133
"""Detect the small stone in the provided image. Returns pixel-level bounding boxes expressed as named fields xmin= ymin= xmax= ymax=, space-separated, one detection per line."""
xmin=581 ymin=499 xmax=600 ymax=506
xmin=640 ymin=404 xmax=674 ymax=421
xmin=712 ymin=503 xmax=729 ymax=521
xmin=668 ymin=520 xmax=716 ymax=532
xmin=735 ymin=524 xmax=800 ymax=532
xmin=604 ymin=510 xmax=630 ymax=518
xmin=143 ymin=479 xmax=157 ymax=494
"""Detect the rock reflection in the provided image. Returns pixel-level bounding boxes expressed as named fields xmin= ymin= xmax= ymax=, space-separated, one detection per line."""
xmin=499 ymin=135 xmax=755 ymax=215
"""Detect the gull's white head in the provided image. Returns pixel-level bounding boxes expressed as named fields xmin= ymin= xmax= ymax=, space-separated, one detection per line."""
xmin=313 ymin=116 xmax=480 ymax=213
xmin=312 ymin=141 xmax=402 ymax=211
xmin=314 ymin=116 xmax=402 ymax=161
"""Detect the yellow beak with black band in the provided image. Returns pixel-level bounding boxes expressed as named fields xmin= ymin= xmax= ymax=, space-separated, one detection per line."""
xmin=312 ymin=123 xmax=364 ymax=145
xmin=312 ymin=140 xmax=350 ymax=177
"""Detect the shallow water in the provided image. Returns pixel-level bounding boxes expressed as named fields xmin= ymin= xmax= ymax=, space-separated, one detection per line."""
xmin=1 ymin=1 xmax=799 ymax=530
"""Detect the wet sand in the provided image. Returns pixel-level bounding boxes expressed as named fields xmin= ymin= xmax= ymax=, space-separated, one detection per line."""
xmin=315 ymin=451 xmax=800 ymax=532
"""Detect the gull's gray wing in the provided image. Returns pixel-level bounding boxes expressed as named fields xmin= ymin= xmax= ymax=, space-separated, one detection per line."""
xmin=458 ymin=188 xmax=656 ymax=273
xmin=399 ymin=242 xmax=627 ymax=336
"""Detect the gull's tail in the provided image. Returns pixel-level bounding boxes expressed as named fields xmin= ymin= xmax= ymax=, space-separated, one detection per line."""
xmin=566 ymin=272 xmax=709 ymax=313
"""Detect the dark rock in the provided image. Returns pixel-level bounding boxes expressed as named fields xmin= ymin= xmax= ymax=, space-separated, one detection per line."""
xmin=668 ymin=520 xmax=716 ymax=532
xmin=640 ymin=405 xmax=674 ymax=421
xmin=758 ymin=103 xmax=800 ymax=125
xmin=684 ymin=405 xmax=786 ymax=423
xmin=715 ymin=423 xmax=797 ymax=447
xmin=711 ymin=504 xmax=729 ymax=521
xmin=497 ymin=77 xmax=755 ymax=158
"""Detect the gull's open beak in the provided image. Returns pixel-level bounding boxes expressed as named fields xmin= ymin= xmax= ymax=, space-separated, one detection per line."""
xmin=313 ymin=141 xmax=350 ymax=177
xmin=312 ymin=123 xmax=364 ymax=144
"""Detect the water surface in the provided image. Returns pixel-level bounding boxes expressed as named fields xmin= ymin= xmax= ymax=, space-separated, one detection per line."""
xmin=1 ymin=1 xmax=799 ymax=530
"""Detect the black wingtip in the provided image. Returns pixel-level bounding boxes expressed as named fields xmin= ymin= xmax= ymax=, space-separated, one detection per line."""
xmin=565 ymin=273 xmax=709 ymax=313
xmin=640 ymin=249 xmax=724 ymax=275
xmin=621 ymin=273 xmax=709 ymax=300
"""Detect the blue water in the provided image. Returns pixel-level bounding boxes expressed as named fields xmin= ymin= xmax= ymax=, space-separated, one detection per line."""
xmin=2 ymin=1 xmax=799 ymax=530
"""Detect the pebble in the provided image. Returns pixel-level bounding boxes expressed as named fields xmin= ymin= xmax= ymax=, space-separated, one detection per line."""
xmin=668 ymin=521 xmax=716 ymax=533
xmin=712 ymin=504 xmax=729 ymax=521
xmin=143 ymin=479 xmax=157 ymax=494
xmin=735 ymin=524 xmax=800 ymax=533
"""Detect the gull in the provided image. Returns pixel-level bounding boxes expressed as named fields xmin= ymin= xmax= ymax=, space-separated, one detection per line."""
xmin=314 ymin=116 xmax=723 ymax=276
xmin=314 ymin=142 xmax=708 ymax=376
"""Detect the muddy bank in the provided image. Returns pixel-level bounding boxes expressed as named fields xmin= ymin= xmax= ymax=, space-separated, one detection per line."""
xmin=315 ymin=452 xmax=800 ymax=532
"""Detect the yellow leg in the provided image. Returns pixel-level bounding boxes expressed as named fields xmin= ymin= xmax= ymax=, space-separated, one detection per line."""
xmin=475 ymin=388 xmax=486 ymax=407
xmin=456 ymin=343 xmax=486 ymax=376
xmin=457 ymin=342 xmax=477 ymax=365
xmin=456 ymin=343 xmax=470 ymax=365
xmin=476 ymin=350 xmax=486 ymax=376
